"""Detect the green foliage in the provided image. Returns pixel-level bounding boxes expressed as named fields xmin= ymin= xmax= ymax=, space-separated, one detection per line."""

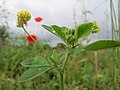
xmin=75 ymin=22 xmax=97 ymax=40
xmin=74 ymin=21 xmax=99 ymax=45
xmin=0 ymin=42 xmax=120 ymax=89
xmin=17 ymin=10 xmax=120 ymax=90
xmin=18 ymin=67 xmax=49 ymax=82
xmin=21 ymin=56 xmax=49 ymax=67
xmin=67 ymin=47 xmax=84 ymax=54
xmin=19 ymin=56 xmax=50 ymax=82
xmin=0 ymin=42 xmax=55 ymax=90
xmin=84 ymin=40 xmax=120 ymax=51
xmin=51 ymin=25 xmax=66 ymax=41
xmin=42 ymin=25 xmax=58 ymax=37
xmin=51 ymin=49 xmax=59 ymax=62
xmin=38 ymin=22 xmax=120 ymax=90
xmin=42 ymin=22 xmax=100 ymax=48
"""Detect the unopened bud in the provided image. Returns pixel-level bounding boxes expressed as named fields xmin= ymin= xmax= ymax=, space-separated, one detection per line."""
xmin=92 ymin=22 xmax=100 ymax=33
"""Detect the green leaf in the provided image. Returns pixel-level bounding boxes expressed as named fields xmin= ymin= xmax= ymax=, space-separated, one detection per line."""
xmin=51 ymin=25 xmax=66 ymax=41
xmin=21 ymin=56 xmax=49 ymax=67
xmin=51 ymin=49 xmax=58 ymax=62
xmin=67 ymin=47 xmax=84 ymax=54
xmin=75 ymin=22 xmax=94 ymax=39
xmin=18 ymin=67 xmax=49 ymax=82
xmin=42 ymin=25 xmax=58 ymax=37
xmin=58 ymin=53 xmax=65 ymax=61
xmin=84 ymin=40 xmax=120 ymax=51
xmin=74 ymin=47 xmax=85 ymax=53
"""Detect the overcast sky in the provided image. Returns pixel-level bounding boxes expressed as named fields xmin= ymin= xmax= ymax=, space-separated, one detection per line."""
xmin=1 ymin=0 xmax=117 ymax=45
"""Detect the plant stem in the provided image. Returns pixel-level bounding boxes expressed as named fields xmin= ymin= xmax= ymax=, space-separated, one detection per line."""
xmin=93 ymin=51 xmax=98 ymax=90
xmin=22 ymin=25 xmax=36 ymax=42
xmin=112 ymin=56 xmax=115 ymax=90
xmin=118 ymin=0 xmax=120 ymax=85
xmin=59 ymin=52 xmax=70 ymax=90
xmin=110 ymin=0 xmax=119 ymax=89
xmin=62 ymin=52 xmax=70 ymax=71
xmin=60 ymin=72 xmax=64 ymax=90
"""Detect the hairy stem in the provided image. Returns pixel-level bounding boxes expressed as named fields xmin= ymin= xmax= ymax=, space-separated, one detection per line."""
xmin=22 ymin=25 xmax=36 ymax=42
xmin=59 ymin=52 xmax=70 ymax=90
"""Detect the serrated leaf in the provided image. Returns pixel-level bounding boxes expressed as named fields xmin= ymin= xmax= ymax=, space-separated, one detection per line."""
xmin=18 ymin=67 xmax=49 ymax=82
xmin=84 ymin=40 xmax=120 ymax=51
xmin=51 ymin=25 xmax=66 ymax=41
xmin=75 ymin=22 xmax=94 ymax=39
xmin=42 ymin=25 xmax=58 ymax=37
xmin=21 ymin=56 xmax=49 ymax=67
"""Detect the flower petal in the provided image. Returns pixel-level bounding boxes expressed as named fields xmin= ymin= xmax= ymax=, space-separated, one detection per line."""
xmin=26 ymin=35 xmax=37 ymax=43
xmin=34 ymin=17 xmax=43 ymax=22
xmin=24 ymin=22 xmax=28 ymax=26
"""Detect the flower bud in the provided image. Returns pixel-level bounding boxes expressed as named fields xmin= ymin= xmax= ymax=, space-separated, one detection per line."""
xmin=92 ymin=22 xmax=100 ymax=33
xmin=17 ymin=10 xmax=31 ymax=27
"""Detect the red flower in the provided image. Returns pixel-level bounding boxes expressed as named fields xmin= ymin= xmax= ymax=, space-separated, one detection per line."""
xmin=34 ymin=17 xmax=43 ymax=22
xmin=24 ymin=22 xmax=28 ymax=26
xmin=26 ymin=35 xmax=37 ymax=43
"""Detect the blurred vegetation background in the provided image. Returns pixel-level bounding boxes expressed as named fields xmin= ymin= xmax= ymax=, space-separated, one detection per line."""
xmin=0 ymin=0 xmax=120 ymax=90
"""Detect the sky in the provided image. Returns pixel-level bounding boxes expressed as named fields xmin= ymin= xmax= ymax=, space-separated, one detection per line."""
xmin=0 ymin=0 xmax=118 ymax=46
xmin=7 ymin=0 xmax=78 ymax=42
